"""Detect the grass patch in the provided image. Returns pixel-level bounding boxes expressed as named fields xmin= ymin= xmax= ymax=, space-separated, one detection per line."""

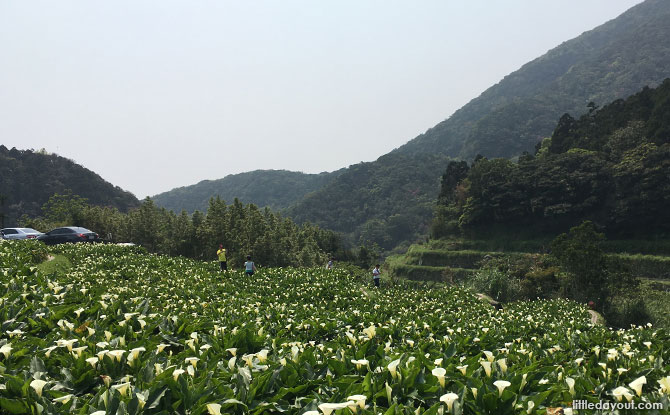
xmin=36 ymin=254 xmax=72 ymax=275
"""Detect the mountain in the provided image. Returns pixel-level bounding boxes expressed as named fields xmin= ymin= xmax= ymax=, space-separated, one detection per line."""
xmin=0 ymin=146 xmax=140 ymax=226
xmin=288 ymin=0 xmax=670 ymax=249
xmin=287 ymin=153 xmax=450 ymax=250
xmin=151 ymin=169 xmax=342 ymax=214
xmin=394 ymin=0 xmax=670 ymax=160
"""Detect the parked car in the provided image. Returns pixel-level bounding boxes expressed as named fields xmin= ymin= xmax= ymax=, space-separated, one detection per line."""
xmin=0 ymin=227 xmax=44 ymax=240
xmin=37 ymin=227 xmax=100 ymax=245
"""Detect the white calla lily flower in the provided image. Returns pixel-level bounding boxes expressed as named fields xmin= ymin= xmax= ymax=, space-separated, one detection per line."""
xmin=432 ymin=367 xmax=447 ymax=387
xmin=629 ymin=376 xmax=646 ymax=397
xmin=480 ymin=361 xmax=492 ymax=377
xmin=30 ymin=379 xmax=47 ymax=397
xmin=86 ymin=357 xmax=99 ymax=368
xmin=456 ymin=365 xmax=468 ymax=375
xmin=256 ymin=349 xmax=269 ymax=363
xmin=566 ymin=377 xmax=575 ymax=396
xmin=111 ymin=382 xmax=131 ymax=397
xmin=318 ymin=402 xmax=353 ymax=415
xmin=206 ymin=403 xmax=222 ymax=415
xmin=346 ymin=394 xmax=367 ymax=409
xmin=53 ymin=394 xmax=73 ymax=404
xmin=493 ymin=380 xmax=511 ymax=397
xmin=387 ymin=358 xmax=401 ymax=379
xmin=439 ymin=392 xmax=459 ymax=412
xmin=496 ymin=358 xmax=507 ymax=374
xmin=612 ymin=386 xmax=633 ymax=402
xmin=658 ymin=376 xmax=670 ymax=394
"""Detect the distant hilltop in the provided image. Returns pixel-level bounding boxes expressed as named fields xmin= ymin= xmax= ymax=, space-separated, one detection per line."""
xmin=0 ymin=146 xmax=139 ymax=226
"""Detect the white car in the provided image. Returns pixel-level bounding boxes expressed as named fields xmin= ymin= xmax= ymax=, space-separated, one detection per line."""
xmin=0 ymin=228 xmax=44 ymax=240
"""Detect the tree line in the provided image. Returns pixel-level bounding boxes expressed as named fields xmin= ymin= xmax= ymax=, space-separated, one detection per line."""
xmin=20 ymin=192 xmax=380 ymax=269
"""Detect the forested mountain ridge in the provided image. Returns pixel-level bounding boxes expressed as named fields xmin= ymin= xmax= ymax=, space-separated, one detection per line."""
xmin=0 ymin=146 xmax=139 ymax=226
xmin=250 ymin=0 xmax=670 ymax=251
xmin=151 ymin=169 xmax=343 ymax=214
xmin=432 ymin=79 xmax=670 ymax=238
xmin=394 ymin=0 xmax=670 ymax=160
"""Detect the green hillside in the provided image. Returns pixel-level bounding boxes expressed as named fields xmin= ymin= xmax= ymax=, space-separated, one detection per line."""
xmin=151 ymin=169 xmax=341 ymax=214
xmin=432 ymin=79 xmax=670 ymax=239
xmin=394 ymin=0 xmax=670 ymax=160
xmin=287 ymin=153 xmax=450 ymax=250
xmin=0 ymin=146 xmax=139 ymax=226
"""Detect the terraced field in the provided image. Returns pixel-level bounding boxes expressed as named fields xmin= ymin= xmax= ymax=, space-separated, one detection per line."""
xmin=1 ymin=241 xmax=669 ymax=414
xmin=387 ymin=240 xmax=670 ymax=283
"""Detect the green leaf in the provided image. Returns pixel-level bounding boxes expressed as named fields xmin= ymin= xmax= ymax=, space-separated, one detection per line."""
xmin=146 ymin=385 xmax=169 ymax=409
xmin=0 ymin=397 xmax=29 ymax=414
xmin=444 ymin=342 xmax=456 ymax=358
xmin=29 ymin=356 xmax=46 ymax=375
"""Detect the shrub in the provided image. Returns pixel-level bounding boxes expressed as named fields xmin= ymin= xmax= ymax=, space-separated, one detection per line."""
xmin=606 ymin=295 xmax=651 ymax=328
xmin=520 ymin=266 xmax=560 ymax=299
xmin=470 ymin=267 xmax=521 ymax=302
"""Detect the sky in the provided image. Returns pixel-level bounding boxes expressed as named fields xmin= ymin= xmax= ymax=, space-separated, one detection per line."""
xmin=0 ymin=0 xmax=645 ymax=198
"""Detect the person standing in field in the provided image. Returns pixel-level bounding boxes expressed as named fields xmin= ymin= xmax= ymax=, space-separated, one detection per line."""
xmin=244 ymin=255 xmax=257 ymax=276
xmin=326 ymin=257 xmax=334 ymax=270
xmin=372 ymin=264 xmax=381 ymax=288
xmin=217 ymin=244 xmax=227 ymax=271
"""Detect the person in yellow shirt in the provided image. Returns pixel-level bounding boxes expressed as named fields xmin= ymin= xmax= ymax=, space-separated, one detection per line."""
xmin=217 ymin=244 xmax=227 ymax=271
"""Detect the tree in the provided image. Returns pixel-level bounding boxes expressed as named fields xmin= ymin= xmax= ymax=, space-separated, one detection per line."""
xmin=550 ymin=221 xmax=608 ymax=307
xmin=41 ymin=191 xmax=89 ymax=226
xmin=437 ymin=161 xmax=469 ymax=204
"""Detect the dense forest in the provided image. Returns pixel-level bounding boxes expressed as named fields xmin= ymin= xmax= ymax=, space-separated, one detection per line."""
xmin=0 ymin=146 xmax=139 ymax=226
xmin=432 ymin=79 xmax=670 ymax=238
xmin=21 ymin=193 xmax=365 ymax=268
xmin=395 ymin=0 xmax=670 ymax=160
xmin=152 ymin=169 xmax=342 ymax=214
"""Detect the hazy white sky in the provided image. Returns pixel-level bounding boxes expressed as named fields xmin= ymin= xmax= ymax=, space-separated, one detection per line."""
xmin=1 ymin=0 xmax=644 ymax=198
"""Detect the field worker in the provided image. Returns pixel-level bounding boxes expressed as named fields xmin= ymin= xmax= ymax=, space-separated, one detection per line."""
xmin=372 ymin=264 xmax=381 ymax=288
xmin=217 ymin=244 xmax=227 ymax=271
xmin=326 ymin=257 xmax=334 ymax=270
xmin=244 ymin=255 xmax=257 ymax=276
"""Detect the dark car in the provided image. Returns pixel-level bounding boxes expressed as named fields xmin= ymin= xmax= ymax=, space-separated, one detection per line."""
xmin=37 ymin=227 xmax=100 ymax=245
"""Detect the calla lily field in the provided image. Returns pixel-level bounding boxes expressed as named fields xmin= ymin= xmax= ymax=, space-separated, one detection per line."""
xmin=1 ymin=241 xmax=668 ymax=414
